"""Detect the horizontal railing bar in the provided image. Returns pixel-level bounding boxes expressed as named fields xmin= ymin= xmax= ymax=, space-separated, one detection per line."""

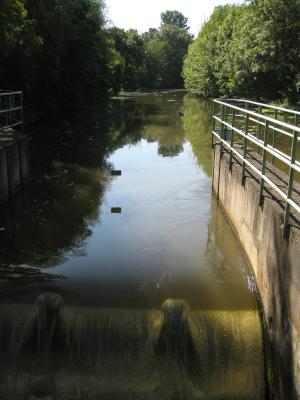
xmin=0 ymin=107 xmax=22 ymax=114
xmin=0 ymin=91 xmax=22 ymax=96
xmin=214 ymin=100 xmax=300 ymax=133
xmin=220 ymin=98 xmax=300 ymax=117
xmin=249 ymin=116 xmax=298 ymax=140
xmin=0 ymin=122 xmax=23 ymax=130
xmin=217 ymin=114 xmax=299 ymax=138
xmin=213 ymin=131 xmax=300 ymax=215
xmin=213 ymin=116 xmax=300 ymax=173
xmin=215 ymin=124 xmax=300 ymax=171
xmin=249 ymin=117 xmax=292 ymax=136
xmin=216 ymin=115 xmax=295 ymax=139
xmin=247 ymin=132 xmax=300 ymax=171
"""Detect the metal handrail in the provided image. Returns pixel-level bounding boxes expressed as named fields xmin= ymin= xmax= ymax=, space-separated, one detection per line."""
xmin=213 ymin=116 xmax=300 ymax=173
xmin=219 ymin=98 xmax=300 ymax=117
xmin=0 ymin=91 xmax=22 ymax=97
xmin=212 ymin=99 xmax=300 ymax=237
xmin=0 ymin=91 xmax=23 ymax=133
xmin=214 ymin=100 xmax=300 ymax=133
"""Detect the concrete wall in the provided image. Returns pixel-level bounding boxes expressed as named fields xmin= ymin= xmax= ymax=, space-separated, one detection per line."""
xmin=212 ymin=144 xmax=300 ymax=400
xmin=0 ymin=135 xmax=30 ymax=203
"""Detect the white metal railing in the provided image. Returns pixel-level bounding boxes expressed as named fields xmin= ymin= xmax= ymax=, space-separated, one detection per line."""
xmin=0 ymin=91 xmax=23 ymax=133
xmin=212 ymin=98 xmax=300 ymax=237
xmin=221 ymin=98 xmax=300 ymax=118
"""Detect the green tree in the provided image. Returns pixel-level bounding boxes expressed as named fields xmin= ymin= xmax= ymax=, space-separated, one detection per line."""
xmin=0 ymin=0 xmax=121 ymax=115
xmin=0 ymin=0 xmax=40 ymax=94
xmin=142 ymin=11 xmax=192 ymax=89
xmin=108 ymin=27 xmax=146 ymax=90
xmin=183 ymin=6 xmax=230 ymax=97
xmin=25 ymin=0 xmax=114 ymax=113
xmin=183 ymin=0 xmax=300 ymax=102
xmin=159 ymin=24 xmax=193 ymax=88
xmin=161 ymin=10 xmax=189 ymax=30
xmin=143 ymin=36 xmax=168 ymax=89
xmin=244 ymin=0 xmax=300 ymax=101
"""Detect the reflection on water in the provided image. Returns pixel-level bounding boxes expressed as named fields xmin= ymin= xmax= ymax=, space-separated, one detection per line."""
xmin=0 ymin=91 xmax=264 ymax=399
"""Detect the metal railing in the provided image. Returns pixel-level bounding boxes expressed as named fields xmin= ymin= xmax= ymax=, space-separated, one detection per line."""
xmin=212 ymin=98 xmax=300 ymax=237
xmin=0 ymin=91 xmax=23 ymax=133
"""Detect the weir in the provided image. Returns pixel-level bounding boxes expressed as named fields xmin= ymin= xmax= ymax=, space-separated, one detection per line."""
xmin=0 ymin=92 xmax=268 ymax=400
xmin=0 ymin=294 xmax=263 ymax=399
xmin=212 ymin=99 xmax=300 ymax=399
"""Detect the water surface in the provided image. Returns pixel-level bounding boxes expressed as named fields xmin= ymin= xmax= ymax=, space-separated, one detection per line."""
xmin=0 ymin=92 xmax=264 ymax=399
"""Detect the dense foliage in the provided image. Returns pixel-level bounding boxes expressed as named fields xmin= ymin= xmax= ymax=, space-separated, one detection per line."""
xmin=109 ymin=11 xmax=193 ymax=90
xmin=2 ymin=0 xmax=299 ymax=115
xmin=183 ymin=0 xmax=300 ymax=103
xmin=0 ymin=3 xmax=192 ymax=116
xmin=0 ymin=0 xmax=122 ymax=115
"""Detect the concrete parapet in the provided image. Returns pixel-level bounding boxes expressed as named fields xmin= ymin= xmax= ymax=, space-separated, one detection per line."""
xmin=212 ymin=144 xmax=300 ymax=400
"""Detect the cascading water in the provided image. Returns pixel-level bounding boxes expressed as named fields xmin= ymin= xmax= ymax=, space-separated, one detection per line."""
xmin=0 ymin=294 xmax=263 ymax=399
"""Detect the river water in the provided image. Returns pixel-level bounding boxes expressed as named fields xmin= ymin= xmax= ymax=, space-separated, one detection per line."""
xmin=0 ymin=91 xmax=265 ymax=399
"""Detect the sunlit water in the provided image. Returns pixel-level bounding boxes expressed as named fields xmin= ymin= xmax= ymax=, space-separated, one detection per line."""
xmin=0 ymin=92 xmax=265 ymax=399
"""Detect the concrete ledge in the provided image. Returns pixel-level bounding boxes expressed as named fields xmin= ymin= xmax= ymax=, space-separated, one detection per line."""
xmin=212 ymin=144 xmax=300 ymax=400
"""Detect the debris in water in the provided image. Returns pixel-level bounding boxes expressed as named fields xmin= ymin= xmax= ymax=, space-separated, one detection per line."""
xmin=111 ymin=207 xmax=122 ymax=213
xmin=111 ymin=170 xmax=122 ymax=176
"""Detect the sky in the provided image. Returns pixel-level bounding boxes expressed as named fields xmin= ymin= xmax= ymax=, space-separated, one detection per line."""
xmin=105 ymin=0 xmax=240 ymax=37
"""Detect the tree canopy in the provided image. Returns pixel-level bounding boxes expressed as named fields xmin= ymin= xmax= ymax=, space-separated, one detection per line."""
xmin=161 ymin=10 xmax=189 ymax=30
xmin=1 ymin=4 xmax=192 ymax=115
xmin=183 ymin=0 xmax=300 ymax=103
xmin=109 ymin=11 xmax=192 ymax=91
xmin=2 ymin=0 xmax=297 ymax=115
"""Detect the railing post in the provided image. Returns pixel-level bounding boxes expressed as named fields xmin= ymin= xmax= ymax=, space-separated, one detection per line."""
xmin=259 ymin=121 xmax=269 ymax=206
xmin=283 ymin=115 xmax=298 ymax=237
xmin=256 ymin=106 xmax=262 ymax=155
xmin=241 ymin=113 xmax=249 ymax=186
xmin=20 ymin=92 xmax=24 ymax=134
xmin=211 ymin=101 xmax=216 ymax=148
xmin=220 ymin=104 xmax=225 ymax=157
xmin=5 ymin=94 xmax=9 ymax=127
xmin=224 ymin=105 xmax=229 ymax=140
xmin=220 ymin=104 xmax=225 ymax=138
xmin=9 ymin=94 xmax=12 ymax=127
xmin=271 ymin=109 xmax=278 ymax=163
xmin=229 ymin=108 xmax=235 ymax=171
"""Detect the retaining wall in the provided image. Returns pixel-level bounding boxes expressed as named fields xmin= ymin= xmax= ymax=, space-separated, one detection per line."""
xmin=212 ymin=144 xmax=300 ymax=400
xmin=0 ymin=134 xmax=30 ymax=203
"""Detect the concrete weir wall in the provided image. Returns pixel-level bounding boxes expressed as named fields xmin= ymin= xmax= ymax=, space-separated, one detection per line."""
xmin=0 ymin=134 xmax=30 ymax=203
xmin=212 ymin=144 xmax=300 ymax=399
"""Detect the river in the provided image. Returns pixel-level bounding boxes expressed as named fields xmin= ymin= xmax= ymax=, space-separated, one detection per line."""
xmin=0 ymin=91 xmax=265 ymax=399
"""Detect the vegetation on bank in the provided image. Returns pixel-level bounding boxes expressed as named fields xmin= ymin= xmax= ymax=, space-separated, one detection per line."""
xmin=1 ymin=2 xmax=192 ymax=115
xmin=108 ymin=11 xmax=192 ymax=91
xmin=2 ymin=0 xmax=299 ymax=116
xmin=183 ymin=0 xmax=300 ymax=104
xmin=1 ymin=0 xmax=115 ymax=114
